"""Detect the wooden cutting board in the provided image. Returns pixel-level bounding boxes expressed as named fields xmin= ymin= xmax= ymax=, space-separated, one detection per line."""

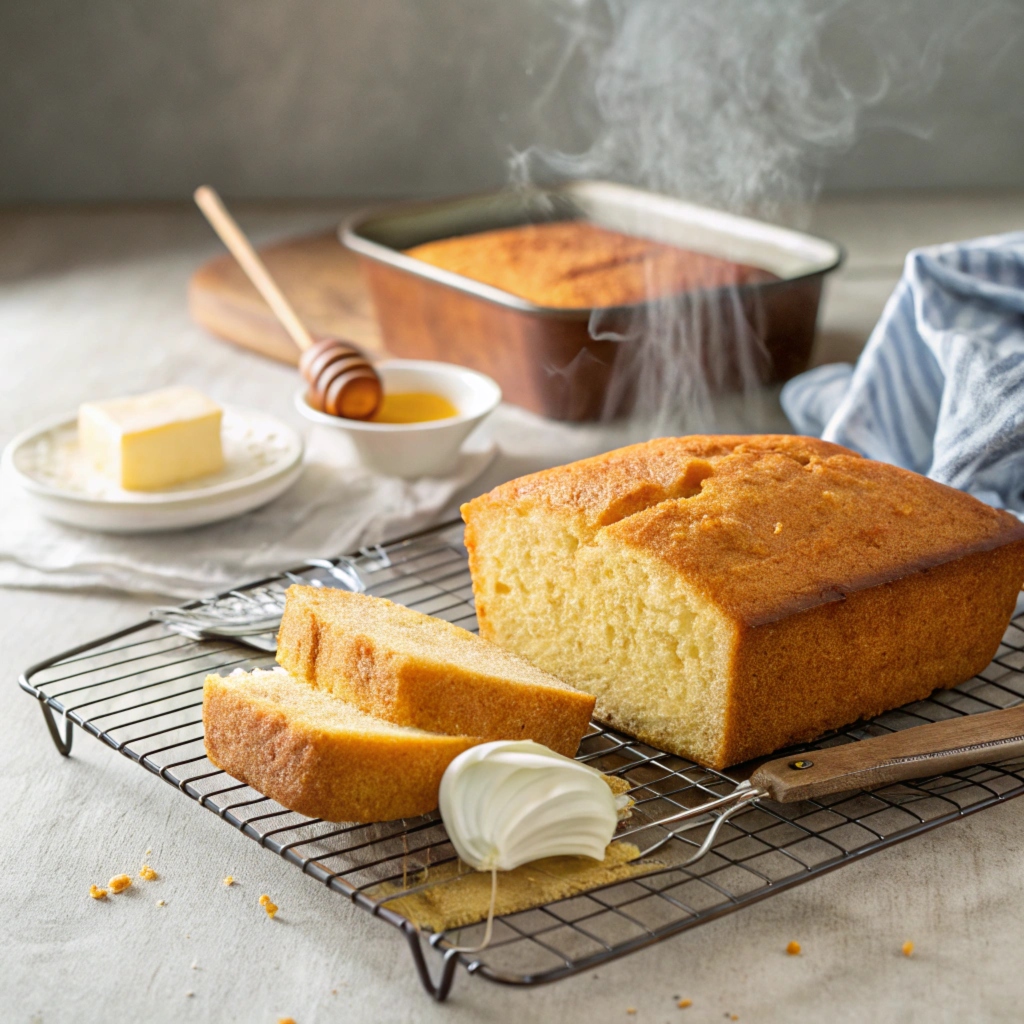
xmin=188 ymin=231 xmax=383 ymax=363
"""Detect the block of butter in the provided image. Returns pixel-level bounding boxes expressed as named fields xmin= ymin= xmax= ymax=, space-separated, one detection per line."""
xmin=78 ymin=386 xmax=225 ymax=491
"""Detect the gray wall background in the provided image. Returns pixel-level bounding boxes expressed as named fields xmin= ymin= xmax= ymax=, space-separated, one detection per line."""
xmin=2 ymin=0 xmax=1023 ymax=204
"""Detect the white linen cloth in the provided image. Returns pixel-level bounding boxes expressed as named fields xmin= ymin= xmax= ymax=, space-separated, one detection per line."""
xmin=0 ymin=427 xmax=494 ymax=599
xmin=782 ymin=232 xmax=1024 ymax=520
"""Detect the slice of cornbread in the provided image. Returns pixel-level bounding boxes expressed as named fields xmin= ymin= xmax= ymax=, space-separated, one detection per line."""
xmin=276 ymin=588 xmax=595 ymax=757
xmin=461 ymin=435 xmax=1024 ymax=769
xmin=203 ymin=668 xmax=480 ymax=823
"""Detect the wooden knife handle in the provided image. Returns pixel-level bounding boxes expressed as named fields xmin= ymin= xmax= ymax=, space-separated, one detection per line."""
xmin=751 ymin=703 xmax=1024 ymax=803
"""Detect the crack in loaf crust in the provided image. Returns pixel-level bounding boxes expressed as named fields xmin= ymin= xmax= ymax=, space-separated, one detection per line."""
xmin=461 ymin=435 xmax=1024 ymax=769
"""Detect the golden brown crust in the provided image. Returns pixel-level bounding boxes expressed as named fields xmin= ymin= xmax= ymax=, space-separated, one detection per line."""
xmin=203 ymin=671 xmax=478 ymax=823
xmin=464 ymin=435 xmax=1024 ymax=627
xmin=465 ymin=435 xmax=843 ymax=529
xmin=404 ymin=221 xmax=774 ymax=309
xmin=716 ymin=542 xmax=1024 ymax=768
xmin=276 ymin=588 xmax=595 ymax=757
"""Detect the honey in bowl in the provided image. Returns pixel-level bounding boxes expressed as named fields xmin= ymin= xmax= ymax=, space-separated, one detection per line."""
xmin=370 ymin=392 xmax=459 ymax=424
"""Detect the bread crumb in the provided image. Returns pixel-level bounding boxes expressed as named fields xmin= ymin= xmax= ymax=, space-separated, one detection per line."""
xmin=259 ymin=894 xmax=279 ymax=919
xmin=191 ymin=960 xmax=199 ymax=970
xmin=773 ymin=522 xmax=783 ymax=534
xmin=89 ymin=884 xmax=107 ymax=900
xmin=185 ymin=991 xmax=194 ymax=998
xmin=902 ymin=940 xmax=914 ymax=957
xmin=108 ymin=874 xmax=132 ymax=894
xmin=678 ymin=999 xmax=692 ymax=1008
xmin=223 ymin=875 xmax=235 ymax=886
xmin=626 ymin=1010 xmax=636 ymax=1016
xmin=145 ymin=848 xmax=152 ymax=856
xmin=278 ymin=1018 xmax=296 ymax=1024
xmin=786 ymin=940 xmax=801 ymax=956
xmin=139 ymin=865 xmax=158 ymax=881
xmin=156 ymin=900 xmax=166 ymax=907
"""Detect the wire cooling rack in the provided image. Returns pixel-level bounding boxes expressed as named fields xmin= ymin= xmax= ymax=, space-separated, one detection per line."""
xmin=19 ymin=520 xmax=1024 ymax=1001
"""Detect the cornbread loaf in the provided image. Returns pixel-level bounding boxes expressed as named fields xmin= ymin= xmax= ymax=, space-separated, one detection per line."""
xmin=461 ymin=435 xmax=1024 ymax=769
xmin=203 ymin=668 xmax=480 ymax=822
xmin=276 ymin=587 xmax=595 ymax=756
xmin=403 ymin=221 xmax=774 ymax=309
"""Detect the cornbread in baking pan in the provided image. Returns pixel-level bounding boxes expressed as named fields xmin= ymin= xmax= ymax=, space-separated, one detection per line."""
xmin=461 ymin=435 xmax=1024 ymax=769
xmin=203 ymin=668 xmax=479 ymax=822
xmin=276 ymin=587 xmax=595 ymax=757
xmin=403 ymin=221 xmax=775 ymax=309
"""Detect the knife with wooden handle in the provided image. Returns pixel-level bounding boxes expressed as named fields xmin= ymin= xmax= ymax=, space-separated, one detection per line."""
xmin=750 ymin=703 xmax=1024 ymax=803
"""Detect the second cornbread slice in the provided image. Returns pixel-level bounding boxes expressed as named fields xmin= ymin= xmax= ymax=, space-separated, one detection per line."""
xmin=276 ymin=587 xmax=595 ymax=756
xmin=204 ymin=668 xmax=479 ymax=822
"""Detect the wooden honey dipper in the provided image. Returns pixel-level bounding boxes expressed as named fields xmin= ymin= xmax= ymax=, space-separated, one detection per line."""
xmin=193 ymin=185 xmax=382 ymax=420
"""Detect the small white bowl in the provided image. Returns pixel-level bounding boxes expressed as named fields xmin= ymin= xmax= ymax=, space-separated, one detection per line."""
xmin=295 ymin=359 xmax=502 ymax=478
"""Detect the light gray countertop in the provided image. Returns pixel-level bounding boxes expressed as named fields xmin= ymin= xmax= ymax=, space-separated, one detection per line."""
xmin=3 ymin=192 xmax=1024 ymax=1024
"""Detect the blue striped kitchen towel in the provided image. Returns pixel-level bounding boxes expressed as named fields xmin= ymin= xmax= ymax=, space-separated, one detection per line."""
xmin=781 ymin=232 xmax=1024 ymax=521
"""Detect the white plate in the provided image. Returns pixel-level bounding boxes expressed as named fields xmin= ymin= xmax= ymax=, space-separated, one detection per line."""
xmin=1 ymin=406 xmax=304 ymax=533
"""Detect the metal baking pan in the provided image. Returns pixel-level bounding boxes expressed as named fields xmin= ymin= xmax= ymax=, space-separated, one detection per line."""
xmin=342 ymin=181 xmax=843 ymax=421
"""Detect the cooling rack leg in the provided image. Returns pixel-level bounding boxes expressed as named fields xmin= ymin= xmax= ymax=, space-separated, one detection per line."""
xmin=403 ymin=924 xmax=459 ymax=1002
xmin=39 ymin=701 xmax=74 ymax=756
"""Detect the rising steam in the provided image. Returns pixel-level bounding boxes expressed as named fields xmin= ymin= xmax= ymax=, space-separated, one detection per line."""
xmin=511 ymin=0 xmax=1015 ymax=434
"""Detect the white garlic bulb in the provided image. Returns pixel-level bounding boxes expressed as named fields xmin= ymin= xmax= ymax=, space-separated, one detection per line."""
xmin=438 ymin=740 xmax=619 ymax=872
